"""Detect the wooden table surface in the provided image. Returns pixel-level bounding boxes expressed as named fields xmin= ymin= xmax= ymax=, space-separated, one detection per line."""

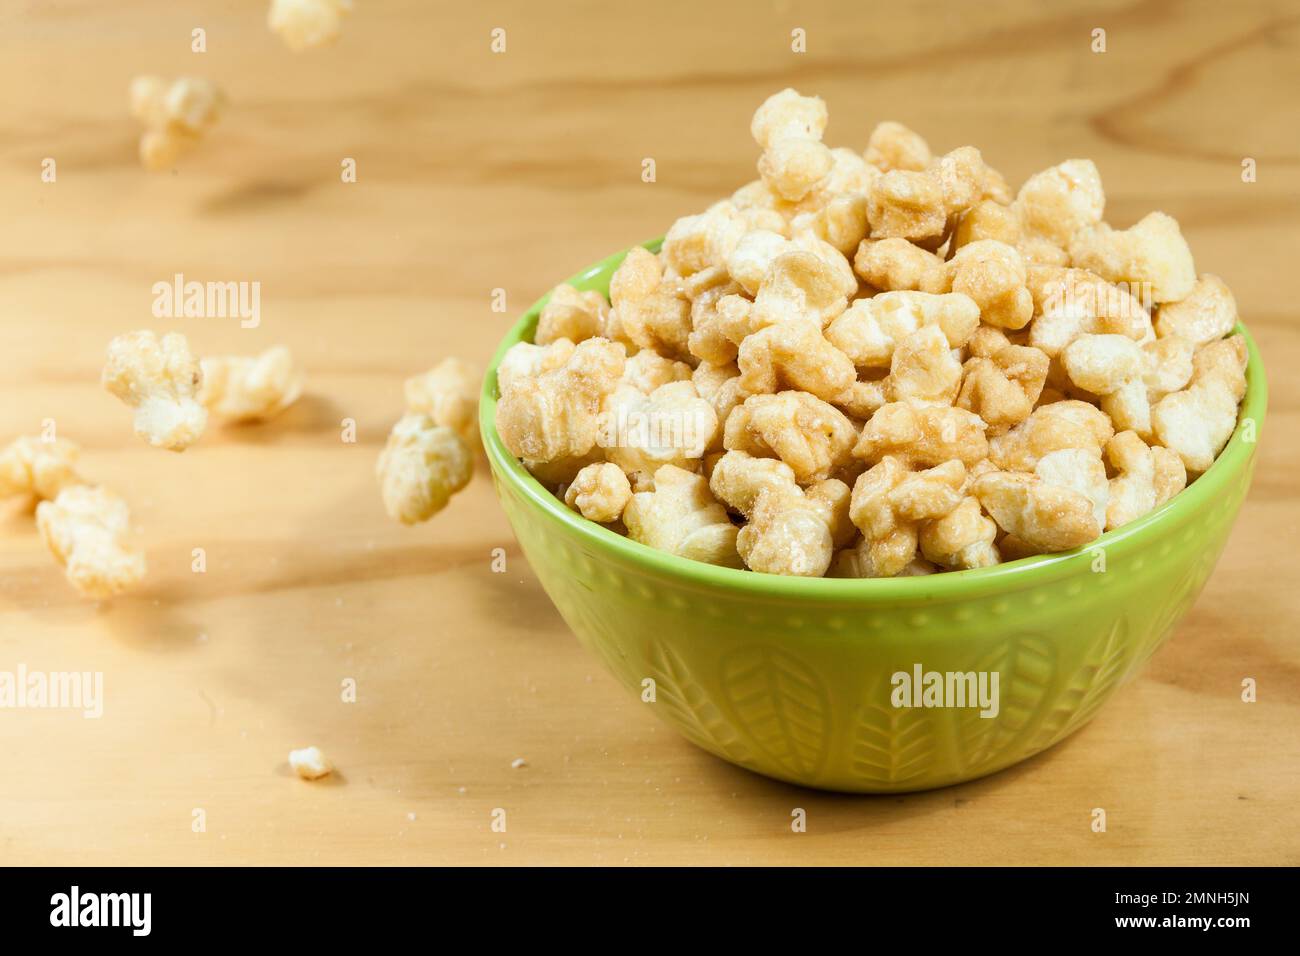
xmin=1 ymin=0 xmax=1297 ymax=866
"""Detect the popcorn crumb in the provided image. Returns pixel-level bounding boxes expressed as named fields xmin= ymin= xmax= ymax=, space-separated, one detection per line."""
xmin=511 ymin=757 xmax=528 ymax=769
xmin=289 ymin=746 xmax=333 ymax=780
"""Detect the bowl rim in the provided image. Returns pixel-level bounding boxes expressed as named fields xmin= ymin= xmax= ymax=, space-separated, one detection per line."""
xmin=479 ymin=240 xmax=1269 ymax=601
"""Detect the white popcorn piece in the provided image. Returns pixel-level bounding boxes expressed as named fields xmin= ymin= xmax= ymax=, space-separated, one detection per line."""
xmin=102 ymin=330 xmax=208 ymax=451
xmin=200 ymin=346 xmax=305 ymax=423
xmin=36 ymin=486 xmax=146 ymax=599
xmin=404 ymin=357 xmax=481 ymax=443
xmin=129 ymin=76 xmax=223 ymax=171
xmin=0 ymin=436 xmax=83 ymax=505
xmin=268 ymin=0 xmax=353 ymax=52
xmin=375 ymin=414 xmax=473 ymax=524
xmin=289 ymin=746 xmax=333 ymax=780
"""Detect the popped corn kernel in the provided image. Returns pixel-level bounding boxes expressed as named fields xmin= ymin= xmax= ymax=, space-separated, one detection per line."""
xmin=200 ymin=345 xmax=305 ymax=423
xmin=564 ymin=462 xmax=633 ymax=523
xmin=852 ymin=238 xmax=947 ymax=293
xmin=0 ymin=437 xmax=83 ymax=505
xmin=726 ymin=229 xmax=792 ymax=296
xmin=1034 ymin=447 xmax=1109 ymax=532
xmin=1069 ymin=211 xmax=1197 ymax=304
xmin=848 ymin=457 xmax=967 ymax=577
xmin=288 ymin=745 xmax=333 ymax=780
xmin=988 ymin=400 xmax=1114 ymax=472
xmin=972 ymin=469 xmax=1100 ymax=553
xmin=129 ymin=75 xmax=223 ymax=171
xmin=736 ymin=477 xmax=852 ymax=577
xmin=623 ymin=465 xmax=741 ymax=567
xmin=691 ymin=361 xmax=746 ymax=429
xmin=496 ymin=339 xmax=576 ymax=395
xmin=864 ymin=121 xmax=932 ymax=173
xmin=759 ymin=137 xmax=835 ymax=202
xmin=736 ymin=318 xmax=856 ymax=402
xmin=853 ymin=402 xmax=989 ymax=468
xmin=375 ymin=414 xmax=473 ymax=524
xmin=1015 ymin=159 xmax=1105 ymax=248
xmin=793 ymin=194 xmax=870 ymax=256
xmin=662 ymin=206 xmax=748 ymax=277
xmin=884 ymin=325 xmax=963 ymax=406
xmin=1153 ymin=274 xmax=1238 ymax=346
xmin=750 ymin=88 xmax=828 ymax=150
xmin=944 ymin=240 xmax=1034 ymax=330
xmin=496 ymin=338 xmax=625 ymax=463
xmin=403 ymin=356 xmax=480 ymax=443
xmin=722 ymin=391 xmax=858 ymax=485
xmin=36 ymin=485 xmax=146 ymax=599
xmin=1060 ymin=333 xmax=1143 ymax=396
xmin=1025 ymin=266 xmax=1152 ymax=357
xmin=752 ymin=249 xmax=852 ymax=328
xmin=620 ymin=350 xmax=692 ymax=394
xmin=609 ymin=248 xmax=692 ymax=360
xmin=596 ymin=381 xmax=717 ymax=483
xmin=1104 ymin=430 xmax=1187 ymax=530
xmin=268 ymin=0 xmax=352 ymax=52
xmin=956 ymin=342 xmax=1050 ymax=428
xmin=867 ymin=169 xmax=947 ymax=244
xmin=919 ymin=495 xmax=1000 ymax=571
xmin=825 ymin=291 xmax=979 ymax=369
xmin=102 ymin=330 xmax=207 ymax=451
xmin=830 ymin=545 xmax=938 ymax=578
xmin=1151 ymin=335 xmax=1247 ymax=473
xmin=536 ymin=284 xmax=610 ymax=345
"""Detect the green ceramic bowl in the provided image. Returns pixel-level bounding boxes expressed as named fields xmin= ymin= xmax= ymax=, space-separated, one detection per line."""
xmin=480 ymin=241 xmax=1267 ymax=793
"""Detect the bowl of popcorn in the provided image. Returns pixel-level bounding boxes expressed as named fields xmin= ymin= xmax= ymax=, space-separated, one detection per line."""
xmin=481 ymin=90 xmax=1267 ymax=793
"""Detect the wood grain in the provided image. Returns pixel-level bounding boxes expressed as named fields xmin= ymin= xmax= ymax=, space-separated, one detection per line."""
xmin=0 ymin=0 xmax=1297 ymax=866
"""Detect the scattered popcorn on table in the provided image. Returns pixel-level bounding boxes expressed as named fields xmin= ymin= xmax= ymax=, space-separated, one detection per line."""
xmin=102 ymin=330 xmax=207 ymax=451
xmin=200 ymin=346 xmax=305 ymax=422
xmin=493 ymin=90 xmax=1253 ymax=576
xmin=376 ymin=414 xmax=473 ymax=524
xmin=289 ymin=746 xmax=333 ymax=780
xmin=403 ymin=357 xmax=481 ymax=444
xmin=268 ymin=0 xmax=352 ymax=52
xmin=36 ymin=486 xmax=146 ymax=599
xmin=129 ymin=75 xmax=223 ymax=171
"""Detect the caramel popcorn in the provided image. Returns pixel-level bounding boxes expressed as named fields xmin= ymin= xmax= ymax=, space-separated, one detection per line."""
xmin=268 ymin=0 xmax=352 ymax=52
xmin=404 ymin=356 xmax=481 ymax=444
xmin=564 ymin=462 xmax=632 ymax=523
xmin=36 ymin=485 xmax=146 ymax=599
xmin=200 ymin=346 xmax=305 ymax=423
xmin=0 ymin=436 xmax=83 ymax=506
xmin=129 ymin=76 xmax=223 ymax=171
xmin=495 ymin=89 xmax=1253 ymax=576
xmin=623 ymin=465 xmax=741 ymax=567
xmin=288 ymin=745 xmax=334 ymax=780
xmin=102 ymin=330 xmax=207 ymax=451
xmin=376 ymin=414 xmax=473 ymax=525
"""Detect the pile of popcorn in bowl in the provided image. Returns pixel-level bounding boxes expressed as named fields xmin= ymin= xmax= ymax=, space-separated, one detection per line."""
xmin=493 ymin=89 xmax=1250 ymax=579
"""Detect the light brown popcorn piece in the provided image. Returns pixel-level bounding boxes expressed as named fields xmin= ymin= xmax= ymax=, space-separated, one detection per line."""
xmin=973 ymin=470 xmax=1100 ymax=553
xmin=0 ymin=437 xmax=84 ymax=506
xmin=864 ymin=121 xmax=932 ymax=173
xmin=1151 ymin=335 xmax=1247 ymax=473
xmin=623 ymin=465 xmax=741 ymax=567
xmin=825 ymin=291 xmax=979 ymax=369
xmin=523 ymin=450 xmax=603 ymax=489
xmin=662 ymin=206 xmax=748 ymax=277
xmin=737 ymin=477 xmax=852 ymax=577
xmin=496 ymin=337 xmax=625 ymax=463
xmin=376 ymin=414 xmax=473 ymax=525
xmin=957 ymin=343 xmax=1050 ymax=428
xmin=497 ymin=339 xmax=576 ymax=395
xmin=726 ymin=230 xmax=792 ymax=296
xmin=1060 ymin=334 xmax=1143 ymax=396
xmin=988 ymin=400 xmax=1114 ymax=472
xmin=749 ymin=249 xmax=850 ymax=329
xmin=919 ymin=495 xmax=1000 ymax=570
xmin=36 ymin=485 xmax=147 ymax=599
xmin=1015 ymin=159 xmax=1105 ymax=249
xmin=610 ymin=246 xmax=692 ymax=360
xmin=691 ymin=361 xmax=746 ymax=431
xmin=129 ymin=75 xmax=223 ymax=171
xmin=848 ymin=457 xmax=966 ymax=577
xmin=853 ymin=402 xmax=989 ymax=468
xmin=102 ymin=330 xmax=207 ymax=451
xmin=792 ymin=194 xmax=870 ymax=256
xmin=736 ymin=319 xmax=856 ymax=402
xmin=596 ymin=381 xmax=717 ymax=483
xmin=564 ymin=462 xmax=633 ymax=523
xmin=884 ymin=325 xmax=963 ymax=406
xmin=1069 ymin=211 xmax=1197 ymax=304
xmin=759 ymin=137 xmax=835 ymax=202
xmin=830 ymin=545 xmax=938 ymax=578
xmin=621 ymin=350 xmax=692 ymax=394
xmin=201 ymin=346 xmax=306 ymax=424
xmin=944 ymin=240 xmax=1033 ymax=330
xmin=268 ymin=0 xmax=352 ymax=52
xmin=1104 ymin=431 xmax=1187 ymax=530
xmin=750 ymin=88 xmax=829 ymax=150
xmin=868 ymin=169 xmax=947 ymax=243
xmin=1153 ymin=274 xmax=1238 ymax=346
xmin=709 ymin=449 xmax=799 ymax=517
xmin=1034 ymin=447 xmax=1109 ymax=532
xmin=536 ymin=284 xmax=610 ymax=345
xmin=852 ymin=238 xmax=947 ymax=293
xmin=722 ymin=391 xmax=858 ymax=485
xmin=1025 ymin=266 xmax=1153 ymax=357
